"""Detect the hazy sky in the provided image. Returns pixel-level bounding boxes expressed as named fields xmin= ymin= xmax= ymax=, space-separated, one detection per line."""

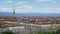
xmin=0 ymin=0 xmax=60 ymax=14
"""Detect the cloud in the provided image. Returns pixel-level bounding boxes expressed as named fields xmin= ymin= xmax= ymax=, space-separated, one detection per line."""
xmin=36 ymin=0 xmax=53 ymax=2
xmin=37 ymin=7 xmax=60 ymax=13
xmin=54 ymin=8 xmax=60 ymax=13
xmin=0 ymin=5 xmax=34 ymax=13
xmin=0 ymin=7 xmax=60 ymax=14
xmin=0 ymin=8 xmax=12 ymax=12
xmin=17 ymin=5 xmax=34 ymax=9
xmin=28 ymin=7 xmax=60 ymax=14
xmin=40 ymin=7 xmax=53 ymax=13
xmin=17 ymin=1 xmax=28 ymax=4
xmin=5 ymin=0 xmax=12 ymax=3
xmin=32 ymin=7 xmax=52 ymax=13
xmin=51 ymin=1 xmax=56 ymax=4
xmin=15 ymin=5 xmax=34 ymax=13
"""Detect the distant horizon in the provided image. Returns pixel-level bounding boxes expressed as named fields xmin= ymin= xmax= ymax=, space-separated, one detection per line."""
xmin=0 ymin=12 xmax=60 ymax=17
xmin=0 ymin=11 xmax=60 ymax=14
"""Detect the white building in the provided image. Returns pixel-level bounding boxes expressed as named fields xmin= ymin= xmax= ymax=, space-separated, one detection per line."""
xmin=7 ymin=26 xmax=25 ymax=32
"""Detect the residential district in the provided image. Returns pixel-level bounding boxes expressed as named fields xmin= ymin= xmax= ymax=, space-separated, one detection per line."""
xmin=0 ymin=11 xmax=60 ymax=34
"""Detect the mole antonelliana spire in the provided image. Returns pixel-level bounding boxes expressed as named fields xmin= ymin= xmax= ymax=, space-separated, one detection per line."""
xmin=12 ymin=7 xmax=16 ymax=17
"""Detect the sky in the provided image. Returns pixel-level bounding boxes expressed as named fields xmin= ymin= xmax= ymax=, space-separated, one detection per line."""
xmin=0 ymin=0 xmax=60 ymax=14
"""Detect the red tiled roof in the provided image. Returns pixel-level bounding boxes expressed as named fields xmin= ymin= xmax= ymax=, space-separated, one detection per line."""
xmin=7 ymin=23 xmax=16 ymax=27
xmin=0 ymin=21 xmax=4 ymax=24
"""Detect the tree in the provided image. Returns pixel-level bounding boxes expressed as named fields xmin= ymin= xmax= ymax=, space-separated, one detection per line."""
xmin=44 ymin=31 xmax=56 ymax=34
xmin=51 ymin=31 xmax=56 ymax=34
xmin=43 ymin=31 xmax=52 ymax=34
xmin=33 ymin=31 xmax=43 ymax=34
xmin=0 ymin=16 xmax=3 ymax=19
xmin=1 ymin=30 xmax=14 ymax=34
xmin=56 ymin=29 xmax=60 ymax=34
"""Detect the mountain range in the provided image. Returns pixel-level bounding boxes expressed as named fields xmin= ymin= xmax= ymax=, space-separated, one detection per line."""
xmin=0 ymin=12 xmax=60 ymax=17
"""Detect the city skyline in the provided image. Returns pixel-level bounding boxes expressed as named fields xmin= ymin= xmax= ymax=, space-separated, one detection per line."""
xmin=0 ymin=0 xmax=60 ymax=14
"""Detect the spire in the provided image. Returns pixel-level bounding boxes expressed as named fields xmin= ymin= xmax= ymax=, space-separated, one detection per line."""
xmin=13 ymin=8 xmax=15 ymax=14
xmin=13 ymin=7 xmax=16 ymax=17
